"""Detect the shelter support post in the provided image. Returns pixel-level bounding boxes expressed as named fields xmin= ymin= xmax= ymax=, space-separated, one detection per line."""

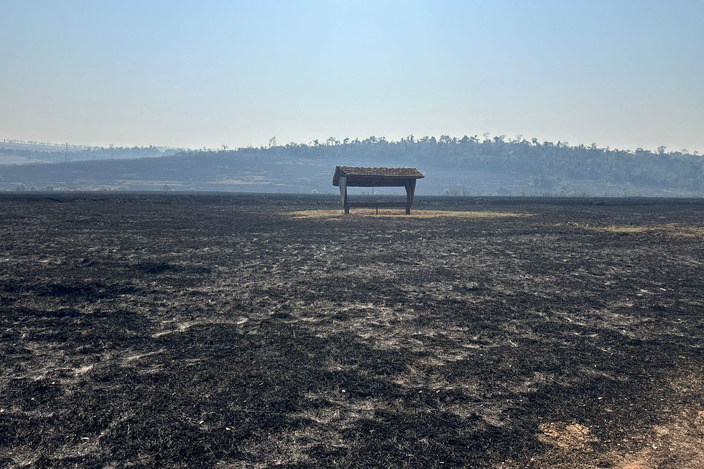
xmin=339 ymin=176 xmax=349 ymax=214
xmin=404 ymin=180 xmax=416 ymax=215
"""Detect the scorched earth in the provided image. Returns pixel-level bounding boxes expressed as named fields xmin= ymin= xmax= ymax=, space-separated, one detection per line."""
xmin=1 ymin=193 xmax=703 ymax=468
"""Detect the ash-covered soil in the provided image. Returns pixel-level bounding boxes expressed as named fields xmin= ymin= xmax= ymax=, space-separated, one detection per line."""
xmin=1 ymin=193 xmax=703 ymax=468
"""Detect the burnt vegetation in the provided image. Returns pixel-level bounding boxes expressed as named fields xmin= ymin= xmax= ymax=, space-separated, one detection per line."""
xmin=1 ymin=194 xmax=703 ymax=467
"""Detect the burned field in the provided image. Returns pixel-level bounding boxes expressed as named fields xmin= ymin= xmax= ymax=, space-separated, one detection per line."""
xmin=1 ymin=194 xmax=703 ymax=468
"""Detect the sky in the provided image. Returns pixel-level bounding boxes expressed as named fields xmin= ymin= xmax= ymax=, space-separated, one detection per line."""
xmin=1 ymin=0 xmax=703 ymax=152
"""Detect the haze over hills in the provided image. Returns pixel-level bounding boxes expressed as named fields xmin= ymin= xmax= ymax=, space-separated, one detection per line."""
xmin=0 ymin=140 xmax=182 ymax=165
xmin=1 ymin=136 xmax=703 ymax=197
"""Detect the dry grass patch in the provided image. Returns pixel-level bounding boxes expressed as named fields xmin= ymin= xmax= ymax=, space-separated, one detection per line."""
xmin=500 ymin=371 xmax=704 ymax=469
xmin=569 ymin=223 xmax=704 ymax=239
xmin=284 ymin=209 xmax=531 ymax=219
xmin=538 ymin=422 xmax=598 ymax=450
xmin=665 ymin=224 xmax=704 ymax=239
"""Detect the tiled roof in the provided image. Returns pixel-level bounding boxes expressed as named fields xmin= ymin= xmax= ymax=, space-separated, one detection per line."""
xmin=333 ymin=166 xmax=424 ymax=185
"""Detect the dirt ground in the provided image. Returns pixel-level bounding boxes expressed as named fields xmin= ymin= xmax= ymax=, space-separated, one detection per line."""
xmin=1 ymin=193 xmax=703 ymax=468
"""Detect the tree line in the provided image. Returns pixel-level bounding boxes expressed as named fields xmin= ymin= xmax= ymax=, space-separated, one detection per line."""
xmin=225 ymin=135 xmax=704 ymax=193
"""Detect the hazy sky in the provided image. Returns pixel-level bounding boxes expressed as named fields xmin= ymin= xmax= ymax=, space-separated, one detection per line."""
xmin=2 ymin=0 xmax=703 ymax=152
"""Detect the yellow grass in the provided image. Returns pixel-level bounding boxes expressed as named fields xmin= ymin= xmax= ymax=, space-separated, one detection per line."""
xmin=600 ymin=225 xmax=652 ymax=234
xmin=283 ymin=209 xmax=532 ymax=220
xmin=666 ymin=225 xmax=704 ymax=239
xmin=569 ymin=223 xmax=704 ymax=239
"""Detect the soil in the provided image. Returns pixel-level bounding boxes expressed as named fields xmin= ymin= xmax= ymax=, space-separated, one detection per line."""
xmin=1 ymin=193 xmax=703 ymax=468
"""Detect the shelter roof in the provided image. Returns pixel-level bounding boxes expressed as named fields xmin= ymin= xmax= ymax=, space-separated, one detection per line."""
xmin=333 ymin=166 xmax=424 ymax=186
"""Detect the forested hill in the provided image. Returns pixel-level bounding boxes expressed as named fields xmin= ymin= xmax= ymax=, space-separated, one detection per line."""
xmin=1 ymin=136 xmax=703 ymax=196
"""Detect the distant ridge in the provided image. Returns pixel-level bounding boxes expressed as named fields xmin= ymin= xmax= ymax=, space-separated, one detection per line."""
xmin=1 ymin=136 xmax=702 ymax=196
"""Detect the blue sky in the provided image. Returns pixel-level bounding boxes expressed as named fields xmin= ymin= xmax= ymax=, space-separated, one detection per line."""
xmin=1 ymin=0 xmax=702 ymax=152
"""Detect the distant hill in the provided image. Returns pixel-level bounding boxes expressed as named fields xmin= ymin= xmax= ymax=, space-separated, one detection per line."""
xmin=0 ymin=141 xmax=181 ymax=165
xmin=1 ymin=137 xmax=703 ymax=196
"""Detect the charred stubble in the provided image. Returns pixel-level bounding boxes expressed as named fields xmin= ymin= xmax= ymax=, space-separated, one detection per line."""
xmin=1 ymin=194 xmax=703 ymax=468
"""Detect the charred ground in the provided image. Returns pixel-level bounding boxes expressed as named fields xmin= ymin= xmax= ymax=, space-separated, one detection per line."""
xmin=1 ymin=194 xmax=703 ymax=468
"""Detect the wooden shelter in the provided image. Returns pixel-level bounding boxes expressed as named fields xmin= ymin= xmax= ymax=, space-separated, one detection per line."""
xmin=332 ymin=166 xmax=424 ymax=214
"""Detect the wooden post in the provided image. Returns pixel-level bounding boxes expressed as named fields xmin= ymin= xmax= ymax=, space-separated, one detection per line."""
xmin=339 ymin=176 xmax=349 ymax=214
xmin=404 ymin=179 xmax=416 ymax=215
